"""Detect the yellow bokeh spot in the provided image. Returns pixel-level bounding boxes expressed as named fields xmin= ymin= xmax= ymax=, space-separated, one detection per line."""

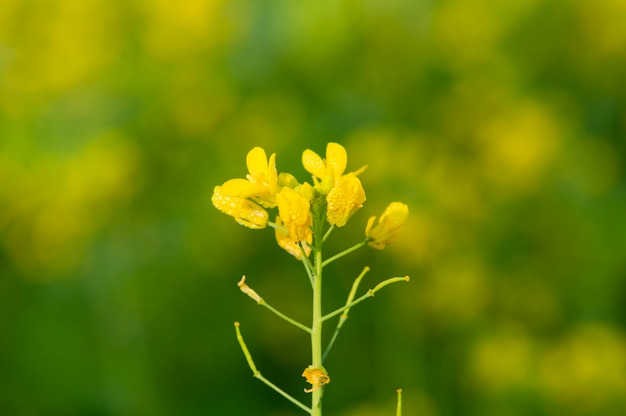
xmin=538 ymin=324 xmax=626 ymax=409
xmin=419 ymin=259 xmax=490 ymax=324
xmin=469 ymin=327 xmax=535 ymax=392
xmin=138 ymin=0 xmax=231 ymax=59
xmin=1 ymin=1 xmax=120 ymax=98
xmin=0 ymin=132 xmax=139 ymax=278
xmin=477 ymin=101 xmax=562 ymax=194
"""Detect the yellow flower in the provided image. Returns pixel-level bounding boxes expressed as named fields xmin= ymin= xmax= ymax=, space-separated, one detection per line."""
xmin=275 ymin=217 xmax=312 ymax=259
xmin=302 ymin=142 xmax=346 ymax=192
xmin=302 ymin=142 xmax=367 ymax=226
xmin=244 ymin=146 xmax=279 ymax=208
xmin=326 ymin=173 xmax=366 ymax=227
xmin=302 ymin=142 xmax=368 ymax=194
xmin=211 ymin=185 xmax=269 ymax=229
xmin=211 ymin=146 xmax=279 ymax=228
xmin=276 ymin=187 xmax=312 ymax=241
xmin=365 ymin=202 xmax=409 ymax=249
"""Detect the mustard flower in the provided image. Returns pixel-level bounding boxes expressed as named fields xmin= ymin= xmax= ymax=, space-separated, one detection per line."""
xmin=245 ymin=146 xmax=279 ymax=208
xmin=276 ymin=187 xmax=312 ymax=241
xmin=211 ymin=146 xmax=279 ymax=228
xmin=326 ymin=173 xmax=366 ymax=227
xmin=302 ymin=142 xmax=347 ymax=193
xmin=212 ymin=185 xmax=269 ymax=229
xmin=303 ymin=142 xmax=368 ymax=196
xmin=365 ymin=202 xmax=409 ymax=249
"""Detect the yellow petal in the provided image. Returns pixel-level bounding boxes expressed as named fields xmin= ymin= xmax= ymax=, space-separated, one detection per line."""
xmin=365 ymin=215 xmax=377 ymax=236
xmin=275 ymin=217 xmax=312 ymax=259
xmin=326 ymin=174 xmax=366 ymax=227
xmin=326 ymin=142 xmax=347 ymax=181
xmin=212 ymin=186 xmax=268 ymax=229
xmin=221 ymin=178 xmax=258 ymax=197
xmin=267 ymin=153 xmax=278 ymax=192
xmin=243 ymin=147 xmax=278 ymax=207
xmin=246 ymin=147 xmax=268 ymax=179
xmin=302 ymin=149 xmax=327 ymax=179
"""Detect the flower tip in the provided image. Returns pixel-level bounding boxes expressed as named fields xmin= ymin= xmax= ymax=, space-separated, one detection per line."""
xmin=238 ymin=276 xmax=262 ymax=303
xmin=238 ymin=275 xmax=247 ymax=287
xmin=364 ymin=266 xmax=371 ymax=272
xmin=234 ymin=321 xmax=240 ymax=327
xmin=397 ymin=388 xmax=403 ymax=393
xmin=404 ymin=275 xmax=410 ymax=282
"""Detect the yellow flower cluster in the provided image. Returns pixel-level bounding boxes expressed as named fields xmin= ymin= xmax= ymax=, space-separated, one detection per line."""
xmin=212 ymin=143 xmax=407 ymax=258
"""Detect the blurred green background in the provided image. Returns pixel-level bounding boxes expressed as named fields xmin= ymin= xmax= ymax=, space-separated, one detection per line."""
xmin=1 ymin=0 xmax=626 ymax=415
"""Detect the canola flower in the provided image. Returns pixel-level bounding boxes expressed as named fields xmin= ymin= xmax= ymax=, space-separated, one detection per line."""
xmin=212 ymin=143 xmax=409 ymax=416
xmin=366 ymin=202 xmax=410 ymax=249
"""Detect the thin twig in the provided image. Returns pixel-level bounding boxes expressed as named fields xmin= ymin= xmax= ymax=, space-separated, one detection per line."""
xmin=322 ymin=225 xmax=335 ymax=242
xmin=321 ymin=276 xmax=410 ymax=322
xmin=322 ymin=239 xmax=369 ymax=267
xmin=234 ymin=322 xmax=312 ymax=414
xmin=239 ymin=277 xmax=311 ymax=333
xmin=323 ymin=266 xmax=370 ymax=362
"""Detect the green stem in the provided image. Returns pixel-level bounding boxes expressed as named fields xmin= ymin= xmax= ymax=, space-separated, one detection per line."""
xmin=322 ymin=239 xmax=369 ymax=267
xmin=234 ymin=322 xmax=312 ymax=414
xmin=321 ymin=276 xmax=410 ymax=322
xmin=239 ymin=277 xmax=311 ymax=333
xmin=259 ymin=300 xmax=312 ymax=333
xmin=322 ymin=225 xmax=334 ymax=242
xmin=322 ymin=266 xmax=370 ymax=362
xmin=311 ymin=247 xmax=324 ymax=416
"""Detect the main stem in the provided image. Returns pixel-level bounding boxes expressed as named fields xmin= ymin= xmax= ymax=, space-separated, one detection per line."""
xmin=311 ymin=247 xmax=323 ymax=415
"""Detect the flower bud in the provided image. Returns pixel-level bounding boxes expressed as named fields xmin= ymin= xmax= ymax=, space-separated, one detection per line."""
xmin=365 ymin=202 xmax=409 ymax=249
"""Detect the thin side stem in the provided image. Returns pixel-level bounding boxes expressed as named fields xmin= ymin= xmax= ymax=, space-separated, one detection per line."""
xmin=322 ymin=225 xmax=334 ymax=242
xmin=322 ymin=239 xmax=369 ymax=267
xmin=239 ymin=277 xmax=311 ymax=333
xmin=234 ymin=322 xmax=312 ymax=414
xmin=321 ymin=276 xmax=410 ymax=322
xmin=260 ymin=300 xmax=312 ymax=333
xmin=299 ymin=244 xmax=315 ymax=287
xmin=322 ymin=266 xmax=370 ymax=362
